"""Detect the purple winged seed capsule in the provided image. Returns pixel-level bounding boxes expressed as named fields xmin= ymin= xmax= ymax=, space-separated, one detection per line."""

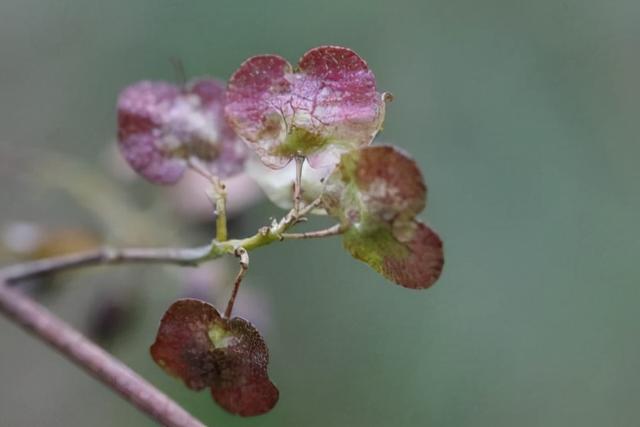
xmin=118 ymin=79 xmax=247 ymax=185
xmin=322 ymin=145 xmax=444 ymax=289
xmin=150 ymin=299 xmax=279 ymax=416
xmin=225 ymin=46 xmax=388 ymax=169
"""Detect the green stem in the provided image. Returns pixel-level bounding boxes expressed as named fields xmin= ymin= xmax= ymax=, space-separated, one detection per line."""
xmin=293 ymin=156 xmax=304 ymax=215
xmin=212 ymin=177 xmax=228 ymax=242
xmin=189 ymin=159 xmax=228 ymax=243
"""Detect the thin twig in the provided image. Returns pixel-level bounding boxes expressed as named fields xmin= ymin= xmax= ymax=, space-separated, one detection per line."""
xmin=0 ymin=244 xmax=215 ymax=284
xmin=212 ymin=177 xmax=228 ymax=242
xmin=298 ymin=196 xmax=323 ymax=217
xmin=1 ymin=196 xmax=328 ymax=284
xmin=189 ymin=158 xmax=228 ymax=242
xmin=279 ymin=196 xmax=322 ymax=231
xmin=293 ymin=156 xmax=304 ymax=215
xmin=224 ymin=248 xmax=249 ymax=319
xmin=281 ymin=224 xmax=343 ymax=240
xmin=0 ymin=280 xmax=206 ymax=427
xmin=224 ymin=196 xmax=324 ymax=251
xmin=187 ymin=157 xmax=214 ymax=181
xmin=205 ymin=177 xmax=228 ymax=242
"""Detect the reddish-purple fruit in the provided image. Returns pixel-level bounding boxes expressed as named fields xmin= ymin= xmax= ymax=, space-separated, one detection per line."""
xmin=322 ymin=145 xmax=444 ymax=289
xmin=225 ymin=46 xmax=389 ymax=169
xmin=118 ymin=79 xmax=247 ymax=185
xmin=150 ymin=299 xmax=278 ymax=416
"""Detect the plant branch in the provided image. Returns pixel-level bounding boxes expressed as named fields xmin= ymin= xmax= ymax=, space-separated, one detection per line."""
xmin=225 ymin=196 xmax=324 ymax=251
xmin=0 ymin=244 xmax=218 ymax=284
xmin=1 ymin=197 xmax=327 ymax=284
xmin=224 ymin=248 xmax=249 ymax=319
xmin=208 ymin=177 xmax=228 ymax=242
xmin=0 ymin=280 xmax=206 ymax=427
xmin=189 ymin=158 xmax=228 ymax=242
xmin=293 ymin=156 xmax=304 ymax=215
xmin=280 ymin=223 xmax=343 ymax=240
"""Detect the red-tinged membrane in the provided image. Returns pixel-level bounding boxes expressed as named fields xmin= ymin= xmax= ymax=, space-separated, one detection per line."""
xmin=323 ymin=146 xmax=444 ymax=289
xmin=225 ymin=46 xmax=387 ymax=169
xmin=150 ymin=299 xmax=278 ymax=416
xmin=381 ymin=221 xmax=444 ymax=289
xmin=117 ymin=79 xmax=247 ymax=185
xmin=322 ymin=146 xmax=426 ymax=224
xmin=211 ymin=376 xmax=279 ymax=417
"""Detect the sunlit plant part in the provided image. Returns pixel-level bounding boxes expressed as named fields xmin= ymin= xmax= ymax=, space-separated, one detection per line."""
xmin=150 ymin=299 xmax=278 ymax=416
xmin=225 ymin=46 xmax=389 ymax=169
xmin=322 ymin=145 xmax=444 ymax=288
xmin=117 ymin=79 xmax=247 ymax=185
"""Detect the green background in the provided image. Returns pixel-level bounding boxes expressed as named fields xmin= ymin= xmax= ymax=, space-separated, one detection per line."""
xmin=1 ymin=0 xmax=639 ymax=426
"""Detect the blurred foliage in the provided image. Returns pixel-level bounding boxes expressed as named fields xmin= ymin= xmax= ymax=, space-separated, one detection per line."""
xmin=1 ymin=0 xmax=639 ymax=426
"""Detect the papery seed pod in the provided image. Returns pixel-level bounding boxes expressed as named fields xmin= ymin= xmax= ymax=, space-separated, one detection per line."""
xmin=322 ymin=145 xmax=444 ymax=289
xmin=150 ymin=299 xmax=278 ymax=416
xmin=226 ymin=46 xmax=389 ymax=169
xmin=117 ymin=79 xmax=248 ymax=185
